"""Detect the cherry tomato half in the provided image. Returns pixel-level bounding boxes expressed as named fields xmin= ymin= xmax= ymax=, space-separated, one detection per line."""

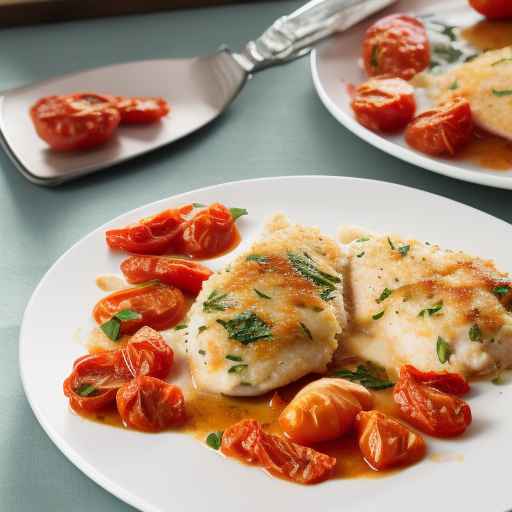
xmin=469 ymin=0 xmax=512 ymax=19
xmin=356 ymin=410 xmax=426 ymax=470
xmin=120 ymin=255 xmax=213 ymax=296
xmin=405 ymin=98 xmax=474 ymax=156
xmin=403 ymin=365 xmax=470 ymax=396
xmin=351 ymin=77 xmax=416 ymax=133
xmin=115 ymin=96 xmax=170 ymax=124
xmin=393 ymin=366 xmax=472 ymax=438
xmin=93 ymin=283 xmax=185 ymax=334
xmin=221 ymin=419 xmax=336 ymax=484
xmin=362 ymin=14 xmax=430 ymax=80
xmin=30 ymin=93 xmax=120 ymax=151
xmin=116 ymin=375 xmax=186 ymax=432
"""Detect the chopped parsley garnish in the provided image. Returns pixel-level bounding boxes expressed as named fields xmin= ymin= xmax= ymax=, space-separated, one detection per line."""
xmin=288 ymin=252 xmax=341 ymax=288
xmin=229 ymin=207 xmax=248 ymax=221
xmin=372 ymin=310 xmax=385 ymax=320
xmin=254 ymin=288 xmax=271 ymax=300
xmin=115 ymin=309 xmax=142 ymax=321
xmin=192 ymin=202 xmax=206 ymax=208
xmin=246 ymin=254 xmax=268 ymax=263
xmin=432 ymin=44 xmax=463 ymax=64
xmin=198 ymin=349 xmax=206 ymax=355
xmin=198 ymin=325 xmax=208 ymax=334
xmin=76 ymin=384 xmax=97 ymax=397
xmin=228 ymin=364 xmax=248 ymax=374
xmin=370 ymin=45 xmax=379 ymax=67
xmin=356 ymin=251 xmax=365 ymax=258
xmin=418 ymin=301 xmax=443 ymax=317
xmin=226 ymin=354 xmax=243 ymax=362
xmin=387 ymin=237 xmax=395 ymax=250
xmin=469 ymin=324 xmax=482 ymax=342
xmin=492 ymin=58 xmax=512 ymax=66
xmin=376 ymin=287 xmax=392 ymax=304
xmin=436 ymin=336 xmax=451 ymax=364
xmin=492 ymin=88 xmax=512 ymax=97
xmin=217 ymin=311 xmax=272 ymax=345
xmin=492 ymin=374 xmax=505 ymax=385
xmin=320 ymin=289 xmax=336 ymax=301
xmin=100 ymin=308 xmax=141 ymax=341
xmin=356 ymin=237 xmax=370 ymax=242
xmin=203 ymin=290 xmax=231 ymax=312
xmin=300 ymin=322 xmax=313 ymax=340
xmin=175 ymin=324 xmax=188 ymax=330
xmin=398 ymin=245 xmax=410 ymax=257
xmin=448 ymin=80 xmax=459 ymax=90
xmin=333 ymin=363 xmax=394 ymax=390
xmin=493 ymin=285 xmax=511 ymax=296
xmin=206 ymin=431 xmax=223 ymax=450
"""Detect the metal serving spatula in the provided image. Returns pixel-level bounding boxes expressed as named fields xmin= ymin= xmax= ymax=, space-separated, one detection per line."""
xmin=0 ymin=0 xmax=395 ymax=185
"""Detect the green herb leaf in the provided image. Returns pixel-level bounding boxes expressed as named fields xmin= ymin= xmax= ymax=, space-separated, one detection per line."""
xmin=492 ymin=374 xmax=505 ymax=385
xmin=398 ymin=245 xmax=410 ymax=257
xmin=203 ymin=290 xmax=231 ymax=312
xmin=254 ymin=288 xmax=271 ymax=300
xmin=100 ymin=317 xmax=121 ymax=341
xmin=356 ymin=237 xmax=370 ymax=242
xmin=175 ymin=324 xmax=188 ymax=330
xmin=76 ymin=384 xmax=97 ymax=397
xmin=333 ymin=363 xmax=394 ymax=390
xmin=418 ymin=301 xmax=443 ymax=317
xmin=299 ymin=322 xmax=313 ymax=340
xmin=192 ymin=202 xmax=206 ymax=208
xmin=376 ymin=287 xmax=392 ymax=304
xmin=229 ymin=208 xmax=248 ymax=221
xmin=492 ymin=88 xmax=512 ymax=97
xmin=387 ymin=237 xmax=395 ymax=250
xmin=493 ymin=285 xmax=511 ymax=296
xmin=436 ymin=336 xmax=452 ymax=364
xmin=198 ymin=349 xmax=206 ymax=355
xmin=198 ymin=325 xmax=208 ymax=334
xmin=228 ymin=364 xmax=248 ymax=374
xmin=448 ymin=80 xmax=459 ymax=90
xmin=320 ymin=289 xmax=336 ymax=301
xmin=288 ymin=252 xmax=340 ymax=290
xmin=469 ymin=324 xmax=482 ymax=342
xmin=226 ymin=354 xmax=243 ymax=362
xmin=372 ymin=310 xmax=385 ymax=320
xmin=217 ymin=311 xmax=272 ymax=345
xmin=246 ymin=255 xmax=268 ymax=263
xmin=206 ymin=431 xmax=223 ymax=450
xmin=371 ymin=45 xmax=379 ymax=67
xmin=492 ymin=58 xmax=512 ymax=66
xmin=356 ymin=251 xmax=365 ymax=258
xmin=115 ymin=309 xmax=141 ymax=321
xmin=432 ymin=44 xmax=463 ymax=64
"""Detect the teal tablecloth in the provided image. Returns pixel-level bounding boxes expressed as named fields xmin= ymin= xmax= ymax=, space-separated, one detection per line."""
xmin=1 ymin=2 xmax=511 ymax=510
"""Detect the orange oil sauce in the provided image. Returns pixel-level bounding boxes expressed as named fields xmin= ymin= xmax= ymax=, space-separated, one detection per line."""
xmin=461 ymin=20 xmax=512 ymax=51
xmin=460 ymin=130 xmax=512 ymax=171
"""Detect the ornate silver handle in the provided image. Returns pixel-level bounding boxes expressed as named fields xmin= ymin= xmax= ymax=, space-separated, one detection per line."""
xmin=232 ymin=0 xmax=396 ymax=72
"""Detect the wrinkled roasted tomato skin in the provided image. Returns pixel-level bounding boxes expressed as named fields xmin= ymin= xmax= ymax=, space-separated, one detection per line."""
xmin=362 ymin=14 xmax=430 ymax=80
xmin=393 ymin=366 xmax=472 ymax=438
xmin=116 ymin=375 xmax=186 ymax=432
xmin=356 ymin=410 xmax=426 ymax=470
xmin=120 ymin=255 xmax=213 ymax=295
xmin=351 ymin=77 xmax=416 ymax=133
xmin=469 ymin=0 xmax=512 ymax=19
xmin=221 ymin=419 xmax=336 ymax=484
xmin=115 ymin=96 xmax=170 ymax=124
xmin=92 ymin=283 xmax=185 ymax=334
xmin=403 ymin=365 xmax=470 ymax=395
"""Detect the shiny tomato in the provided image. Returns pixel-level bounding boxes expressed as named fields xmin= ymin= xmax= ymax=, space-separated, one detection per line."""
xmin=351 ymin=77 xmax=416 ymax=132
xmin=93 ymin=283 xmax=185 ymax=334
xmin=356 ymin=410 xmax=426 ymax=470
xmin=115 ymin=96 xmax=170 ymax=124
xmin=30 ymin=93 xmax=120 ymax=151
xmin=116 ymin=375 xmax=186 ymax=432
xmin=405 ymin=98 xmax=474 ymax=156
xmin=403 ymin=365 xmax=470 ymax=395
xmin=362 ymin=14 xmax=430 ymax=80
xmin=279 ymin=378 xmax=373 ymax=445
xmin=106 ymin=204 xmax=193 ymax=255
xmin=469 ymin=0 xmax=512 ymax=19
xmin=221 ymin=419 xmax=336 ymax=484
xmin=120 ymin=255 xmax=213 ymax=295
xmin=393 ymin=366 xmax=472 ymax=437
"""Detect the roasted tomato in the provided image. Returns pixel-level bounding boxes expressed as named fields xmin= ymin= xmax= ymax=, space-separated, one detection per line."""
xmin=30 ymin=93 xmax=120 ymax=151
xmin=116 ymin=375 xmax=186 ymax=432
xmin=356 ymin=410 xmax=426 ymax=470
xmin=350 ymin=77 xmax=416 ymax=132
xmin=362 ymin=14 xmax=430 ymax=80
xmin=393 ymin=366 xmax=472 ymax=437
xmin=115 ymin=96 xmax=170 ymax=124
xmin=279 ymin=378 xmax=373 ymax=445
xmin=221 ymin=419 xmax=336 ymax=484
xmin=405 ymin=98 xmax=474 ymax=156
xmin=120 ymin=255 xmax=213 ymax=295
xmin=469 ymin=0 xmax=512 ymax=19
xmin=106 ymin=204 xmax=194 ymax=255
xmin=93 ymin=282 xmax=185 ymax=334
xmin=403 ymin=365 xmax=470 ymax=396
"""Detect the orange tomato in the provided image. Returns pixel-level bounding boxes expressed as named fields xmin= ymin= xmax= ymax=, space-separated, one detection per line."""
xmin=115 ymin=96 xmax=170 ymax=124
xmin=402 ymin=365 xmax=470 ymax=396
xmin=356 ymin=410 xmax=426 ymax=470
xmin=278 ymin=378 xmax=373 ymax=445
xmin=469 ymin=0 xmax=512 ymax=19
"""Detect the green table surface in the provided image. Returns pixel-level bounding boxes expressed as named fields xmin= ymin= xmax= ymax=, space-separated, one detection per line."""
xmin=1 ymin=2 xmax=511 ymax=510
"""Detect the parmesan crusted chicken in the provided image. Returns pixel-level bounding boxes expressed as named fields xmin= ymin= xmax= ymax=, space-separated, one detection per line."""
xmin=337 ymin=227 xmax=512 ymax=379
xmin=187 ymin=214 xmax=347 ymax=396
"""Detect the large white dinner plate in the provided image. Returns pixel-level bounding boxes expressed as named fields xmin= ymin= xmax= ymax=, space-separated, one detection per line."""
xmin=311 ymin=0 xmax=512 ymax=190
xmin=20 ymin=176 xmax=512 ymax=512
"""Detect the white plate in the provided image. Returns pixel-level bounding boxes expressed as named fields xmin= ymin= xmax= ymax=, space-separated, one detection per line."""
xmin=311 ymin=0 xmax=512 ymax=190
xmin=20 ymin=176 xmax=512 ymax=512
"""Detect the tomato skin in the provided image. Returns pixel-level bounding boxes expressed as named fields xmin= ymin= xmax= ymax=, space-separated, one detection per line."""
xmin=351 ymin=77 xmax=416 ymax=132
xmin=405 ymin=98 xmax=474 ymax=156
xmin=115 ymin=96 xmax=170 ymax=124
xmin=362 ymin=14 xmax=430 ymax=80
xmin=279 ymin=378 xmax=373 ymax=445
xmin=93 ymin=283 xmax=185 ymax=334
xmin=469 ymin=0 xmax=512 ymax=19
xmin=356 ymin=410 xmax=426 ymax=470
xmin=221 ymin=419 xmax=336 ymax=484
xmin=403 ymin=365 xmax=470 ymax=396
xmin=30 ymin=93 xmax=120 ymax=151
xmin=120 ymin=255 xmax=213 ymax=295
xmin=116 ymin=375 xmax=186 ymax=432
xmin=393 ymin=366 xmax=472 ymax=438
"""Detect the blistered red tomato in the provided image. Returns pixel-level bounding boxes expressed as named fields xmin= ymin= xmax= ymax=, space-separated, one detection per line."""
xmin=116 ymin=375 xmax=186 ymax=432
xmin=351 ymin=77 xmax=416 ymax=132
xmin=93 ymin=282 xmax=185 ymax=334
xmin=393 ymin=366 xmax=472 ymax=438
xmin=362 ymin=14 xmax=430 ymax=80
xmin=469 ymin=0 xmax=512 ymax=19
xmin=403 ymin=365 xmax=470 ymax=396
xmin=120 ymin=255 xmax=213 ymax=295
xmin=405 ymin=98 xmax=474 ymax=156
xmin=115 ymin=96 xmax=170 ymax=124
xmin=221 ymin=419 xmax=336 ymax=484
xmin=30 ymin=93 xmax=120 ymax=151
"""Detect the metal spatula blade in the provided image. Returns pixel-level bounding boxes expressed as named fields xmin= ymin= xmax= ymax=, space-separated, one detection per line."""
xmin=0 ymin=0 xmax=395 ymax=185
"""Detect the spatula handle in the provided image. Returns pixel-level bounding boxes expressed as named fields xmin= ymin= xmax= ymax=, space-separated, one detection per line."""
xmin=233 ymin=0 xmax=396 ymax=72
